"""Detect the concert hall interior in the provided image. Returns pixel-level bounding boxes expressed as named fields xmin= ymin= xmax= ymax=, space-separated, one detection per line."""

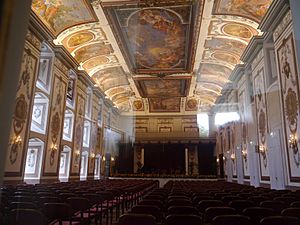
xmin=1 ymin=0 xmax=300 ymax=224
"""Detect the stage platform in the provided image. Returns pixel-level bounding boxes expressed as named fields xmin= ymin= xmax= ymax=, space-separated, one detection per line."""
xmin=109 ymin=176 xmax=219 ymax=187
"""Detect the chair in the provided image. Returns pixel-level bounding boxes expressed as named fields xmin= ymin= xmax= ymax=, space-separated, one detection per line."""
xmin=248 ymin=196 xmax=269 ymax=205
xmin=281 ymin=207 xmax=300 ymax=219
xmin=221 ymin=196 xmax=242 ymax=204
xmin=139 ymin=200 xmax=164 ymax=210
xmin=229 ymin=200 xmax=255 ymax=213
xmin=242 ymin=207 xmax=276 ymax=224
xmin=212 ymin=215 xmax=254 ymax=225
xmin=9 ymin=208 xmax=46 ymax=225
xmin=167 ymin=206 xmax=199 ymax=215
xmin=118 ymin=214 xmax=157 ymax=225
xmin=204 ymin=207 xmax=237 ymax=224
xmin=130 ymin=205 xmax=161 ymax=222
xmin=83 ymin=193 xmax=107 ymax=225
xmin=291 ymin=202 xmax=300 ymax=207
xmin=193 ymin=196 xmax=214 ymax=205
xmin=43 ymin=202 xmax=73 ymax=225
xmin=165 ymin=214 xmax=202 ymax=225
xmin=9 ymin=202 xmax=37 ymax=210
xmin=274 ymin=197 xmax=295 ymax=205
xmin=198 ymin=200 xmax=225 ymax=214
xmin=66 ymin=197 xmax=94 ymax=224
xmin=12 ymin=195 xmax=32 ymax=202
xmin=260 ymin=216 xmax=300 ymax=225
xmin=260 ymin=200 xmax=289 ymax=213
xmin=168 ymin=199 xmax=193 ymax=207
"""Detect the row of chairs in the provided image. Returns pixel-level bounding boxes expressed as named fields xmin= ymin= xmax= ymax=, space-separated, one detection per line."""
xmin=117 ymin=180 xmax=300 ymax=225
xmin=0 ymin=179 xmax=159 ymax=225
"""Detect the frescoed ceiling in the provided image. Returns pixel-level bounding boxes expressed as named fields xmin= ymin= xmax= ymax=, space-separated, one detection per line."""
xmin=31 ymin=0 xmax=273 ymax=115
xmin=102 ymin=2 xmax=202 ymax=74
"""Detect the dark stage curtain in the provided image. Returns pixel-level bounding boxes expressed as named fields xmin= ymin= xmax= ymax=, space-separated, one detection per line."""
xmin=198 ymin=142 xmax=216 ymax=175
xmin=143 ymin=144 xmax=185 ymax=174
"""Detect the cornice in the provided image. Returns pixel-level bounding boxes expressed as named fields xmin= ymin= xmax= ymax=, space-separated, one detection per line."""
xmin=240 ymin=36 xmax=264 ymax=64
xmin=259 ymin=0 xmax=290 ymax=32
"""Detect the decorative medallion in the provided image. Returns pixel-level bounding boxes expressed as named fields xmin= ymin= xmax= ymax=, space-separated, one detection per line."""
xmin=50 ymin=149 xmax=56 ymax=166
xmin=285 ymin=88 xmax=298 ymax=133
xmin=13 ymin=94 xmax=28 ymax=135
xmin=51 ymin=112 xmax=61 ymax=143
xmin=258 ymin=109 xmax=266 ymax=143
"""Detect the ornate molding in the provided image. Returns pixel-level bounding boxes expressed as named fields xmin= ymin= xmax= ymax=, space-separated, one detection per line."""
xmin=26 ymin=30 xmax=42 ymax=50
xmin=54 ymin=58 xmax=69 ymax=75
xmin=252 ymin=49 xmax=264 ymax=70
xmin=274 ymin=10 xmax=292 ymax=42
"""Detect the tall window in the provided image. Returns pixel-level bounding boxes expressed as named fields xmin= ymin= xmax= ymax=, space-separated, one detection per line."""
xmin=215 ymin=112 xmax=240 ymax=126
xmin=197 ymin=113 xmax=209 ymax=137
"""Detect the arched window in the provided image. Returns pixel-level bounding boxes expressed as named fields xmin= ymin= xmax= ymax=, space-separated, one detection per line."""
xmin=59 ymin=146 xmax=71 ymax=182
xmin=30 ymin=92 xmax=49 ymax=134
xmin=67 ymin=70 xmax=77 ymax=108
xmin=83 ymin=120 xmax=91 ymax=147
xmin=215 ymin=112 xmax=240 ymax=126
xmin=94 ymin=154 xmax=101 ymax=179
xmin=80 ymin=151 xmax=88 ymax=180
xmin=197 ymin=113 xmax=209 ymax=137
xmin=24 ymin=138 xmax=45 ymax=183
xmin=36 ymin=43 xmax=54 ymax=93
xmin=63 ymin=109 xmax=74 ymax=141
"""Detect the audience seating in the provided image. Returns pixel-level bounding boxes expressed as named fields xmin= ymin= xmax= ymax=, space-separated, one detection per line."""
xmin=118 ymin=214 xmax=157 ymax=225
xmin=8 ymin=209 xmax=46 ymax=225
xmin=260 ymin=216 xmax=300 ymax=225
xmin=2 ymin=179 xmax=300 ymax=225
xmin=212 ymin=215 xmax=254 ymax=225
xmin=164 ymin=214 xmax=202 ymax=225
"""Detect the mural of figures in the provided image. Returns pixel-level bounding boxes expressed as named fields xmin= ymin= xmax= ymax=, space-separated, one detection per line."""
xmin=213 ymin=0 xmax=273 ymax=22
xmin=31 ymin=0 xmax=97 ymax=35
xmin=103 ymin=3 xmax=202 ymax=74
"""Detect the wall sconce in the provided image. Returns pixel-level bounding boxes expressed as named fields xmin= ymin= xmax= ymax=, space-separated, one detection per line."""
xmin=111 ymin=157 xmax=115 ymax=161
xmin=75 ymin=150 xmax=80 ymax=156
xmin=11 ymin=135 xmax=22 ymax=145
xmin=102 ymin=156 xmax=106 ymax=161
xmin=90 ymin=153 xmax=95 ymax=158
xmin=289 ymin=133 xmax=299 ymax=155
xmin=242 ymin=149 xmax=247 ymax=160
xmin=230 ymin=153 xmax=236 ymax=161
xmin=51 ymin=143 xmax=58 ymax=151
xmin=216 ymin=158 xmax=220 ymax=163
xmin=259 ymin=145 xmax=266 ymax=155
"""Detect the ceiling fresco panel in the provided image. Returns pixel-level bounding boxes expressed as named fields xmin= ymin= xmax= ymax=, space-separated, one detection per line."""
xmin=149 ymin=97 xmax=181 ymax=113
xmin=208 ymin=20 xmax=258 ymax=41
xmin=31 ymin=0 xmax=98 ymax=36
xmin=198 ymin=63 xmax=232 ymax=78
xmin=82 ymin=55 xmax=119 ymax=73
xmin=203 ymin=50 xmax=239 ymax=65
xmin=102 ymin=1 xmax=203 ymax=74
xmin=134 ymin=78 xmax=190 ymax=98
xmin=213 ymin=0 xmax=273 ymax=23
xmin=92 ymin=66 xmax=129 ymax=91
xmin=204 ymin=37 xmax=247 ymax=56
xmin=74 ymin=42 xmax=113 ymax=63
